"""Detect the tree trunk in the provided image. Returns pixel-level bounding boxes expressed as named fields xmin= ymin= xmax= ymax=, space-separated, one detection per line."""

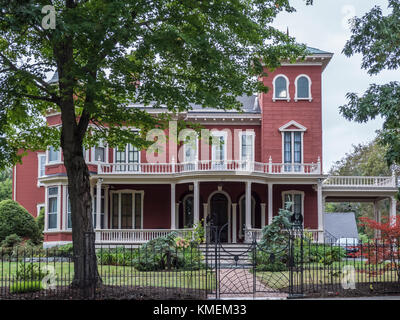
xmin=63 ymin=146 xmax=102 ymax=290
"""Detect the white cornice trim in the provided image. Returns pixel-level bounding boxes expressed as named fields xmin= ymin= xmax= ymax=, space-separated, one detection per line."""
xmin=279 ymin=120 xmax=307 ymax=132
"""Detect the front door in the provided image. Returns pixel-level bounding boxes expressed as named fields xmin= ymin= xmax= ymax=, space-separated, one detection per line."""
xmin=210 ymin=193 xmax=229 ymax=242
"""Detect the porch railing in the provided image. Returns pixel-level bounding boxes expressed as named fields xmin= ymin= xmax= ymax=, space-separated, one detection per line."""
xmin=247 ymin=228 xmax=324 ymax=243
xmin=99 ymin=160 xmax=321 ymax=175
xmin=323 ymin=175 xmax=397 ymax=188
xmin=95 ymin=228 xmax=194 ymax=244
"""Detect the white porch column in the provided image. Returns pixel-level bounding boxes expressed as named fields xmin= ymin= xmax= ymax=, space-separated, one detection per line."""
xmin=317 ymin=179 xmax=324 ymax=243
xmin=261 ymin=203 xmax=266 ymax=228
xmin=268 ymin=183 xmax=273 ymax=225
xmin=203 ymin=203 xmax=208 ymax=229
xmin=245 ymin=181 xmax=252 ymax=242
xmin=194 ymin=181 xmax=200 ymax=224
xmin=374 ymin=200 xmax=381 ymax=239
xmin=232 ymin=203 xmax=237 ymax=243
xmin=170 ymin=183 xmax=176 ymax=229
xmin=390 ymin=196 xmax=397 ymax=226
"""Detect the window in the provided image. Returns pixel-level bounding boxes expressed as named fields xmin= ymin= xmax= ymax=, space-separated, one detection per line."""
xmin=240 ymin=132 xmax=254 ymax=168
xmin=183 ymin=195 xmax=194 ymax=228
xmin=295 ymin=75 xmax=312 ymax=101
xmin=115 ymin=144 xmax=140 ymax=171
xmin=94 ymin=146 xmax=105 ymax=162
xmin=92 ymin=189 xmax=105 ymax=229
xmin=283 ymin=192 xmax=304 ymax=228
xmin=47 ymin=187 xmax=58 ymax=229
xmin=48 ymin=146 xmax=60 ymax=163
xmin=211 ymin=131 xmax=227 ymax=170
xmin=38 ymin=154 xmax=46 ymax=178
xmin=66 ymin=193 xmax=72 ymax=230
xmin=183 ymin=135 xmax=198 ymax=171
xmin=111 ymin=191 xmax=143 ymax=229
xmin=273 ymin=75 xmax=290 ymax=101
xmin=283 ymin=131 xmax=302 ymax=172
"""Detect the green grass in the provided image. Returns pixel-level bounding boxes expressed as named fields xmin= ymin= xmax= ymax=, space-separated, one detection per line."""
xmin=10 ymin=281 xmax=43 ymax=293
xmin=0 ymin=262 xmax=215 ymax=290
xmin=256 ymin=265 xmax=400 ymax=290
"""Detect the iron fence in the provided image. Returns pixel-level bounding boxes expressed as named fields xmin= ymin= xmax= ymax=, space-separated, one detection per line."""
xmin=0 ymin=233 xmax=214 ymax=300
xmin=0 ymin=232 xmax=399 ymax=299
xmin=289 ymin=233 xmax=400 ymax=297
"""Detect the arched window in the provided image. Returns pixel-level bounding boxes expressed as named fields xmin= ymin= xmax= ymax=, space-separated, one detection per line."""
xmin=295 ymin=75 xmax=312 ymax=101
xmin=183 ymin=194 xmax=194 ymax=228
xmin=273 ymin=75 xmax=290 ymax=101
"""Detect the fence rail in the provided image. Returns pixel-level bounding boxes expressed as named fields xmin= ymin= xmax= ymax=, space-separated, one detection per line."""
xmin=98 ymin=160 xmax=321 ymax=175
xmin=95 ymin=229 xmax=194 ymax=244
xmin=1 ymin=233 xmax=399 ymax=299
xmin=323 ymin=175 xmax=396 ymax=188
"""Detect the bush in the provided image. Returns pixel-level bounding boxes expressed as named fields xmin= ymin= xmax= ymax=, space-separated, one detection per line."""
xmin=97 ymin=247 xmax=138 ymax=266
xmin=0 ymin=200 xmax=40 ymax=242
xmin=48 ymin=243 xmax=74 ymax=258
xmin=1 ymin=233 xmax=22 ymax=248
xmin=10 ymin=281 xmax=43 ymax=293
xmin=16 ymin=263 xmax=49 ymax=281
xmin=132 ymin=233 xmax=204 ymax=271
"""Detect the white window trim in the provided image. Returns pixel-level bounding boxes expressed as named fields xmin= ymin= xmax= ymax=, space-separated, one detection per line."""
xmin=239 ymin=131 xmax=255 ymax=162
xmin=183 ymin=136 xmax=199 ymax=163
xmin=110 ymin=190 xmax=144 ymax=229
xmin=46 ymin=185 xmax=61 ymax=231
xmin=37 ymin=153 xmax=46 ymax=187
xmin=280 ymin=122 xmax=306 ymax=166
xmin=91 ymin=141 xmax=109 ymax=163
xmin=294 ymin=74 xmax=313 ymax=102
xmin=64 ymin=186 xmax=74 ymax=231
xmin=281 ymin=190 xmax=305 ymax=227
xmin=114 ymin=144 xmax=141 ymax=165
xmin=273 ymin=74 xmax=290 ymax=102
xmin=211 ymin=130 xmax=228 ymax=166
xmin=182 ymin=193 xmax=194 ymax=228
xmin=36 ymin=203 xmax=45 ymax=218
xmin=46 ymin=146 xmax=62 ymax=164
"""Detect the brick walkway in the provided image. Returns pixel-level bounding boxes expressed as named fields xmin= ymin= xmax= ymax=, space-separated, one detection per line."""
xmin=208 ymin=268 xmax=288 ymax=300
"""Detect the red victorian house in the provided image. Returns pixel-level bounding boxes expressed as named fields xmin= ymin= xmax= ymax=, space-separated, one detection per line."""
xmin=12 ymin=47 xmax=398 ymax=247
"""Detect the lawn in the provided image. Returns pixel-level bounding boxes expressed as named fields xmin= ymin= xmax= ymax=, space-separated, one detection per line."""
xmin=0 ymin=262 xmax=215 ymax=290
xmin=256 ymin=261 xmax=400 ymax=290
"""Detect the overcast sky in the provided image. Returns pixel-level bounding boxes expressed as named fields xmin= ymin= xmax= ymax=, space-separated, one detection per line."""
xmin=273 ymin=0 xmax=399 ymax=173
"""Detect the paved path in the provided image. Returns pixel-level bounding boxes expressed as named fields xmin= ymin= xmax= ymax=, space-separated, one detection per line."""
xmin=208 ymin=268 xmax=288 ymax=300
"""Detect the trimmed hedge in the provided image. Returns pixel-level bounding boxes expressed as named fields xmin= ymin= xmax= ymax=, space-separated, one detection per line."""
xmin=0 ymin=200 xmax=40 ymax=242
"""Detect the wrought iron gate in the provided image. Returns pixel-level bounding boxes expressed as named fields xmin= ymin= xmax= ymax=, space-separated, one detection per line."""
xmin=205 ymin=220 xmax=304 ymax=299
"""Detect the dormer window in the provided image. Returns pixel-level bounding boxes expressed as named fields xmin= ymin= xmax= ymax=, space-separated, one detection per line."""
xmin=295 ymin=75 xmax=312 ymax=101
xmin=273 ymin=75 xmax=290 ymax=102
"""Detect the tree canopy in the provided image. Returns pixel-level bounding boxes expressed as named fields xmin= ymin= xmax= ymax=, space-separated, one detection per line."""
xmin=0 ymin=0 xmax=314 ymax=288
xmin=0 ymin=0 xmax=313 ymax=169
xmin=340 ymin=0 xmax=400 ymax=167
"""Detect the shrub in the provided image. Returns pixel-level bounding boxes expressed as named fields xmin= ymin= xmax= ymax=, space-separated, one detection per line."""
xmin=132 ymin=233 xmax=204 ymax=271
xmin=48 ymin=243 xmax=74 ymax=258
xmin=1 ymin=233 xmax=22 ymax=248
xmin=0 ymin=200 xmax=40 ymax=242
xmin=97 ymin=247 xmax=138 ymax=266
xmin=16 ymin=263 xmax=49 ymax=281
xmin=10 ymin=281 xmax=43 ymax=293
